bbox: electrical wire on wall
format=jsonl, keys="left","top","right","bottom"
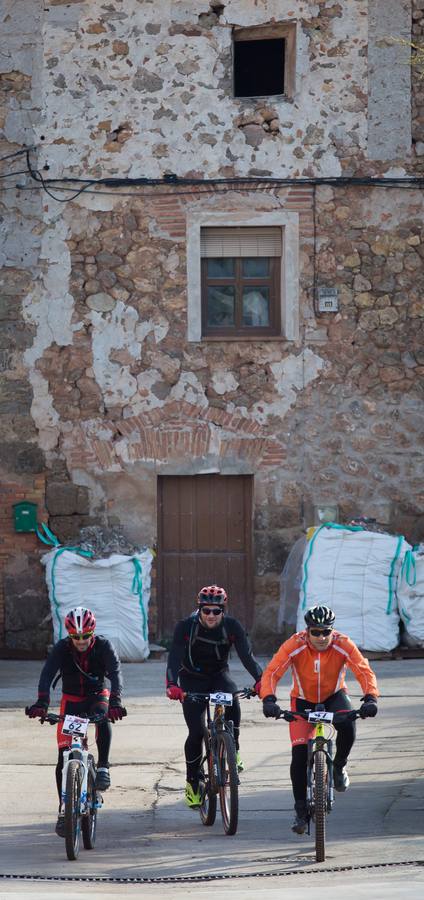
{"left": 1, "top": 145, "right": 424, "bottom": 203}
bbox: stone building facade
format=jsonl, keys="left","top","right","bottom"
{"left": 1, "top": 0, "right": 423, "bottom": 654}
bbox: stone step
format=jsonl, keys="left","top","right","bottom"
{"left": 148, "top": 643, "right": 168, "bottom": 659}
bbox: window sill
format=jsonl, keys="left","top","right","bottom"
{"left": 234, "top": 92, "right": 291, "bottom": 101}
{"left": 199, "top": 335, "right": 288, "bottom": 342}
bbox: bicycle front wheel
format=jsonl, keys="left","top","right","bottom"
{"left": 313, "top": 750, "right": 326, "bottom": 862}
{"left": 199, "top": 727, "right": 217, "bottom": 826}
{"left": 217, "top": 731, "right": 239, "bottom": 835}
{"left": 64, "top": 759, "right": 82, "bottom": 860}
{"left": 82, "top": 760, "right": 97, "bottom": 850}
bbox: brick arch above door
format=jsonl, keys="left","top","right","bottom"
{"left": 62, "top": 400, "right": 286, "bottom": 473}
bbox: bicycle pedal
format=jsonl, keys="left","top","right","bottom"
{"left": 94, "top": 793, "right": 104, "bottom": 808}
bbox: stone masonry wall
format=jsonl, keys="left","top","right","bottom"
{"left": 33, "top": 184, "right": 424, "bottom": 648}
{"left": 1, "top": 1, "right": 423, "bottom": 652}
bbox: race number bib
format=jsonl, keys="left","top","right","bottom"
{"left": 308, "top": 710, "right": 334, "bottom": 723}
{"left": 62, "top": 714, "right": 89, "bottom": 736}
{"left": 210, "top": 692, "right": 233, "bottom": 707}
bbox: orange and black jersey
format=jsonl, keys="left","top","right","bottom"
{"left": 260, "top": 629, "right": 379, "bottom": 704}
{"left": 166, "top": 614, "right": 262, "bottom": 683}
{"left": 38, "top": 635, "right": 123, "bottom": 701}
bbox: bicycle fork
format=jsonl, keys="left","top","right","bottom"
{"left": 306, "top": 731, "right": 334, "bottom": 826}
{"left": 211, "top": 722, "right": 239, "bottom": 789}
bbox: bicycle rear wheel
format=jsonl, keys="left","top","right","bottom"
{"left": 64, "top": 759, "right": 82, "bottom": 860}
{"left": 217, "top": 731, "right": 238, "bottom": 836}
{"left": 199, "top": 727, "right": 217, "bottom": 826}
{"left": 82, "top": 759, "right": 97, "bottom": 850}
{"left": 313, "top": 750, "right": 326, "bottom": 862}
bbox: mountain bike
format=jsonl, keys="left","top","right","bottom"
{"left": 26, "top": 710, "right": 105, "bottom": 860}
{"left": 184, "top": 688, "right": 255, "bottom": 836}
{"left": 279, "top": 705, "right": 360, "bottom": 862}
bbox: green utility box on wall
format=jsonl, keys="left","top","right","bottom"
{"left": 13, "top": 501, "right": 38, "bottom": 533}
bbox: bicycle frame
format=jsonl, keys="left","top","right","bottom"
{"left": 189, "top": 689, "right": 254, "bottom": 789}
{"left": 184, "top": 688, "right": 254, "bottom": 836}
{"left": 278, "top": 705, "right": 360, "bottom": 861}
{"left": 41, "top": 712, "right": 103, "bottom": 820}
{"left": 59, "top": 723, "right": 100, "bottom": 819}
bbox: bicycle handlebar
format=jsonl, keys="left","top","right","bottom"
{"left": 184, "top": 687, "right": 257, "bottom": 703}
{"left": 277, "top": 708, "right": 361, "bottom": 723}
{"left": 25, "top": 709, "right": 108, "bottom": 725}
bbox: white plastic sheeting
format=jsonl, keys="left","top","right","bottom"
{"left": 397, "top": 545, "right": 424, "bottom": 646}
{"left": 296, "top": 524, "right": 410, "bottom": 651}
{"left": 42, "top": 548, "right": 153, "bottom": 661}
{"left": 278, "top": 536, "right": 307, "bottom": 632}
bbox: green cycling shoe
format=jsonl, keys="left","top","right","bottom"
{"left": 236, "top": 751, "right": 245, "bottom": 772}
{"left": 184, "top": 781, "right": 203, "bottom": 809}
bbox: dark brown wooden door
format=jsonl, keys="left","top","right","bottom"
{"left": 157, "top": 474, "right": 253, "bottom": 637}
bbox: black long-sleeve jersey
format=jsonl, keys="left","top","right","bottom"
{"left": 38, "top": 635, "right": 123, "bottom": 700}
{"left": 166, "top": 613, "right": 262, "bottom": 683}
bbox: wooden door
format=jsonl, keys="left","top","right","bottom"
{"left": 157, "top": 474, "right": 253, "bottom": 637}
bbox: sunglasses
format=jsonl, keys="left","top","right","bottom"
{"left": 201, "top": 607, "right": 223, "bottom": 617}
{"left": 70, "top": 632, "right": 94, "bottom": 641}
{"left": 309, "top": 627, "right": 333, "bottom": 637}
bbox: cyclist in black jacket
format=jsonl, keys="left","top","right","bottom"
{"left": 26, "top": 607, "right": 125, "bottom": 837}
{"left": 166, "top": 585, "right": 262, "bottom": 808}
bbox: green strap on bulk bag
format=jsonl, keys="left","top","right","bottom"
{"left": 36, "top": 522, "right": 61, "bottom": 547}
{"left": 36, "top": 524, "right": 92, "bottom": 639}
{"left": 301, "top": 523, "right": 365, "bottom": 609}
{"left": 401, "top": 549, "right": 417, "bottom": 587}
{"left": 301, "top": 523, "right": 405, "bottom": 617}
{"left": 131, "top": 557, "right": 148, "bottom": 642}
{"left": 386, "top": 535, "right": 404, "bottom": 615}
{"left": 49, "top": 545, "right": 93, "bottom": 639}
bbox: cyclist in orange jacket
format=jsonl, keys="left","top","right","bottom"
{"left": 260, "top": 605, "right": 379, "bottom": 834}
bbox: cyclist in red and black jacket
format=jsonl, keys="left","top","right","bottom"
{"left": 26, "top": 607, "right": 125, "bottom": 837}
{"left": 166, "top": 585, "right": 262, "bottom": 809}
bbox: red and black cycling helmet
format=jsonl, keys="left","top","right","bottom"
{"left": 304, "top": 605, "right": 335, "bottom": 628}
{"left": 197, "top": 585, "right": 228, "bottom": 606}
{"left": 65, "top": 606, "right": 96, "bottom": 635}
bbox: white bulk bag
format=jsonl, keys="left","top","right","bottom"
{"left": 397, "top": 546, "right": 424, "bottom": 646}
{"left": 296, "top": 524, "right": 409, "bottom": 651}
{"left": 42, "top": 548, "right": 153, "bottom": 661}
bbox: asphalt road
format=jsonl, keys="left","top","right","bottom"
{"left": 0, "top": 656, "right": 423, "bottom": 898}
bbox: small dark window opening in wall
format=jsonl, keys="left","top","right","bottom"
{"left": 234, "top": 38, "right": 285, "bottom": 98}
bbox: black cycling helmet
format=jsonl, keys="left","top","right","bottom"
{"left": 304, "top": 605, "right": 335, "bottom": 628}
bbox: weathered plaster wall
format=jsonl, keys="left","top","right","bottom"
{"left": 412, "top": 0, "right": 424, "bottom": 161}
{"left": 0, "top": 1, "right": 50, "bottom": 652}
{"left": 368, "top": 0, "right": 412, "bottom": 160}
{"left": 35, "top": 0, "right": 408, "bottom": 180}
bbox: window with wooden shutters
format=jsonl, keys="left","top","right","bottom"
{"left": 201, "top": 226, "right": 282, "bottom": 337}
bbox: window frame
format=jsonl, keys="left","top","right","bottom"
{"left": 201, "top": 255, "right": 281, "bottom": 337}
{"left": 232, "top": 22, "right": 296, "bottom": 99}
{"left": 186, "top": 210, "right": 300, "bottom": 343}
